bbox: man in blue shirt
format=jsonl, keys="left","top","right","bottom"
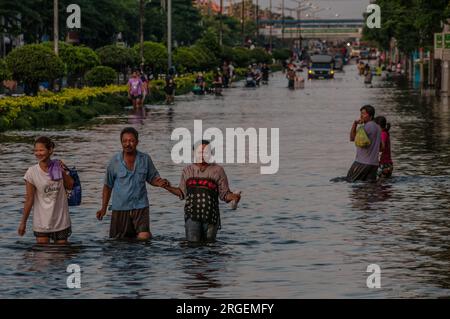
{"left": 96, "top": 127, "right": 168, "bottom": 240}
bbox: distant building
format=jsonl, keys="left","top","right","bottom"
{"left": 193, "top": 0, "right": 221, "bottom": 15}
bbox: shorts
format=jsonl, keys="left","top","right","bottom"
{"left": 110, "top": 207, "right": 150, "bottom": 239}
{"left": 378, "top": 163, "right": 394, "bottom": 178}
{"left": 130, "top": 94, "right": 143, "bottom": 100}
{"left": 185, "top": 218, "right": 218, "bottom": 243}
{"left": 346, "top": 161, "right": 378, "bottom": 182}
{"left": 34, "top": 226, "right": 72, "bottom": 241}
{"left": 288, "top": 79, "right": 295, "bottom": 88}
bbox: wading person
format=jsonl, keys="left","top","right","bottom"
{"left": 128, "top": 70, "right": 145, "bottom": 111}
{"left": 164, "top": 140, "right": 241, "bottom": 243}
{"left": 164, "top": 76, "right": 176, "bottom": 105}
{"left": 287, "top": 67, "right": 296, "bottom": 90}
{"left": 374, "top": 116, "right": 394, "bottom": 178}
{"left": 18, "top": 137, "right": 74, "bottom": 244}
{"left": 347, "top": 105, "right": 381, "bottom": 182}
{"left": 96, "top": 127, "right": 169, "bottom": 240}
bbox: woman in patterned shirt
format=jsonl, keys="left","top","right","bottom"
{"left": 165, "top": 140, "right": 241, "bottom": 242}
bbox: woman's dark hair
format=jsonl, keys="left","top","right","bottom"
{"left": 120, "top": 127, "right": 139, "bottom": 141}
{"left": 374, "top": 116, "right": 391, "bottom": 132}
{"left": 34, "top": 136, "right": 55, "bottom": 150}
{"left": 193, "top": 139, "right": 210, "bottom": 150}
{"left": 360, "top": 104, "right": 375, "bottom": 120}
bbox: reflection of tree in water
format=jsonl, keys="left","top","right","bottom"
{"left": 375, "top": 80, "right": 450, "bottom": 294}
{"left": 388, "top": 81, "right": 450, "bottom": 176}
{"left": 401, "top": 184, "right": 450, "bottom": 293}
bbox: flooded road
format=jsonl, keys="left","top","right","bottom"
{"left": 0, "top": 63, "right": 449, "bottom": 298}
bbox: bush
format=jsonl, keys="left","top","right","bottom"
{"left": 85, "top": 66, "right": 117, "bottom": 87}
{"left": 5, "top": 44, "right": 65, "bottom": 95}
{"left": 174, "top": 47, "right": 199, "bottom": 73}
{"left": 191, "top": 45, "right": 217, "bottom": 70}
{"left": 231, "top": 47, "right": 251, "bottom": 67}
{"left": 0, "top": 58, "right": 11, "bottom": 82}
{"left": 42, "top": 42, "right": 99, "bottom": 80}
{"left": 249, "top": 47, "right": 272, "bottom": 64}
{"left": 272, "top": 48, "right": 292, "bottom": 62}
{"left": 96, "top": 45, "right": 138, "bottom": 74}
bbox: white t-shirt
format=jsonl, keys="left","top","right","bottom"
{"left": 24, "top": 164, "right": 71, "bottom": 232}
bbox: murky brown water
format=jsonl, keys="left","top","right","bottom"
{"left": 1, "top": 63, "right": 449, "bottom": 298}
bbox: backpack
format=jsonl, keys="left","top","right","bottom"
{"left": 64, "top": 165, "right": 82, "bottom": 206}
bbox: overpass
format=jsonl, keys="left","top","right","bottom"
{"left": 258, "top": 19, "right": 364, "bottom": 41}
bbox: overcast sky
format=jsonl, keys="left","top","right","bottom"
{"left": 235, "top": 0, "right": 372, "bottom": 19}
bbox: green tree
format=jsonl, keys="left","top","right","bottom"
{"left": 0, "top": 59, "right": 11, "bottom": 82}
{"left": 85, "top": 66, "right": 117, "bottom": 87}
{"left": 5, "top": 44, "right": 65, "bottom": 95}
{"left": 96, "top": 45, "right": 138, "bottom": 82}
{"left": 42, "top": 42, "right": 100, "bottom": 86}
{"left": 134, "top": 41, "right": 168, "bottom": 73}
{"left": 363, "top": 0, "right": 450, "bottom": 54}
{"left": 173, "top": 47, "right": 198, "bottom": 73}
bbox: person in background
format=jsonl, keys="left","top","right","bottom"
{"left": 374, "top": 116, "right": 394, "bottom": 178}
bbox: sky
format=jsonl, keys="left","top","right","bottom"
{"left": 231, "top": 0, "right": 372, "bottom": 19}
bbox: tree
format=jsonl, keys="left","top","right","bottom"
{"left": 133, "top": 41, "right": 168, "bottom": 73}
{"left": 5, "top": 44, "right": 65, "bottom": 95}
{"left": 42, "top": 42, "right": 100, "bottom": 86}
{"left": 96, "top": 45, "right": 138, "bottom": 82}
{"left": 0, "top": 59, "right": 11, "bottom": 82}
{"left": 363, "top": 0, "right": 450, "bottom": 54}
{"left": 173, "top": 47, "right": 198, "bottom": 73}
{"left": 249, "top": 47, "right": 272, "bottom": 64}
{"left": 85, "top": 66, "right": 117, "bottom": 87}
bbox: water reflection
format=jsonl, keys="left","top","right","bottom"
{"left": 349, "top": 182, "right": 394, "bottom": 212}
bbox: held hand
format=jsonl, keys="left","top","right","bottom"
{"left": 18, "top": 221, "right": 26, "bottom": 236}
{"left": 59, "top": 160, "right": 68, "bottom": 171}
{"left": 230, "top": 192, "right": 241, "bottom": 204}
{"left": 96, "top": 208, "right": 107, "bottom": 221}
{"left": 153, "top": 177, "right": 169, "bottom": 188}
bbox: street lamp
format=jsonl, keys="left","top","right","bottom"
{"left": 168, "top": 0, "right": 172, "bottom": 69}
{"left": 54, "top": 0, "right": 58, "bottom": 55}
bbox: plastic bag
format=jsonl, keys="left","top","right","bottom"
{"left": 64, "top": 166, "right": 82, "bottom": 206}
{"left": 355, "top": 125, "right": 371, "bottom": 148}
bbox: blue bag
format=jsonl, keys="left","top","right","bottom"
{"left": 66, "top": 166, "right": 82, "bottom": 206}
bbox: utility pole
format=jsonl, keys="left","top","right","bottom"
{"left": 219, "top": 0, "right": 223, "bottom": 46}
{"left": 269, "top": 0, "right": 272, "bottom": 52}
{"left": 255, "top": 0, "right": 259, "bottom": 40}
{"left": 168, "top": 0, "right": 172, "bottom": 69}
{"left": 281, "top": 0, "right": 285, "bottom": 42}
{"left": 139, "top": 0, "right": 145, "bottom": 67}
{"left": 53, "top": 0, "right": 59, "bottom": 55}
{"left": 241, "top": 0, "right": 245, "bottom": 46}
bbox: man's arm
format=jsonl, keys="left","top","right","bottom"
{"left": 163, "top": 185, "right": 184, "bottom": 199}
{"left": 350, "top": 120, "right": 359, "bottom": 142}
{"left": 150, "top": 176, "right": 169, "bottom": 188}
{"left": 96, "top": 185, "right": 112, "bottom": 220}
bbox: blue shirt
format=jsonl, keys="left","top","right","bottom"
{"left": 104, "top": 151, "right": 160, "bottom": 211}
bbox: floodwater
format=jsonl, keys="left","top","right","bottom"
{"left": 0, "top": 63, "right": 449, "bottom": 298}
